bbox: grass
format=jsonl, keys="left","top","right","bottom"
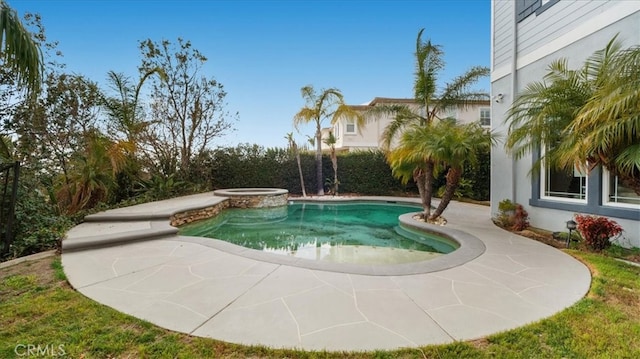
{"left": 1, "top": 252, "right": 639, "bottom": 358}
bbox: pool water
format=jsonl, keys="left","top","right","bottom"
{"left": 179, "top": 202, "right": 458, "bottom": 264}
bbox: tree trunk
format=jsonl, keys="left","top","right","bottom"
{"left": 315, "top": 130, "right": 324, "bottom": 196}
{"left": 296, "top": 153, "right": 306, "bottom": 197}
{"left": 604, "top": 162, "right": 640, "bottom": 196}
{"left": 415, "top": 161, "right": 435, "bottom": 218}
{"left": 430, "top": 166, "right": 462, "bottom": 220}
{"left": 331, "top": 149, "right": 338, "bottom": 195}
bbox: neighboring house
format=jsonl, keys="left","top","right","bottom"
{"left": 490, "top": 0, "right": 640, "bottom": 247}
{"left": 321, "top": 97, "right": 491, "bottom": 152}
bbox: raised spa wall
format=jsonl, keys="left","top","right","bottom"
{"left": 170, "top": 188, "right": 288, "bottom": 227}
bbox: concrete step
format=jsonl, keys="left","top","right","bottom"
{"left": 62, "top": 221, "right": 178, "bottom": 251}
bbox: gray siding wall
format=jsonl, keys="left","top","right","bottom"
{"left": 517, "top": 0, "right": 611, "bottom": 56}
{"left": 493, "top": 0, "right": 514, "bottom": 69}
{"left": 491, "top": 0, "right": 640, "bottom": 247}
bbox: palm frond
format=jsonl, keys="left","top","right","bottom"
{"left": 438, "top": 66, "right": 490, "bottom": 109}
{"left": 0, "top": 1, "right": 43, "bottom": 95}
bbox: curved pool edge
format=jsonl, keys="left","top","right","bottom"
{"left": 176, "top": 206, "right": 485, "bottom": 276}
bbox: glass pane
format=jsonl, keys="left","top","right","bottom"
{"left": 545, "top": 167, "right": 586, "bottom": 200}
{"left": 608, "top": 174, "right": 640, "bottom": 205}
{"left": 346, "top": 123, "right": 355, "bottom": 133}
{"left": 480, "top": 108, "right": 490, "bottom": 126}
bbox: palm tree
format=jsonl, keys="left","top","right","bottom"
{"left": 378, "top": 28, "right": 489, "bottom": 218}
{"left": 285, "top": 132, "right": 306, "bottom": 197}
{"left": 386, "top": 124, "right": 440, "bottom": 218}
{"left": 0, "top": 1, "right": 43, "bottom": 95}
{"left": 293, "top": 85, "right": 363, "bottom": 195}
{"left": 429, "top": 122, "right": 495, "bottom": 219}
{"left": 505, "top": 58, "right": 594, "bottom": 173}
{"left": 102, "top": 68, "right": 165, "bottom": 201}
{"left": 561, "top": 41, "right": 640, "bottom": 193}
{"left": 323, "top": 130, "right": 339, "bottom": 195}
{"left": 55, "top": 131, "right": 133, "bottom": 213}
{"left": 505, "top": 36, "right": 640, "bottom": 194}
{"left": 103, "top": 68, "right": 166, "bottom": 147}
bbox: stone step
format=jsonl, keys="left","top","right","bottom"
{"left": 83, "top": 193, "right": 228, "bottom": 222}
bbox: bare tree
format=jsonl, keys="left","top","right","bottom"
{"left": 139, "top": 38, "right": 236, "bottom": 176}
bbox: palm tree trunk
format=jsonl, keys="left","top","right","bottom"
{"left": 331, "top": 149, "right": 338, "bottom": 195}
{"left": 415, "top": 161, "right": 435, "bottom": 218}
{"left": 430, "top": 167, "right": 462, "bottom": 220}
{"left": 315, "top": 130, "right": 324, "bottom": 196}
{"left": 296, "top": 153, "right": 306, "bottom": 197}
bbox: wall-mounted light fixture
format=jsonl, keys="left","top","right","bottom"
{"left": 493, "top": 93, "right": 504, "bottom": 103}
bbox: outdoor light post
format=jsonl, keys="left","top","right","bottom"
{"left": 566, "top": 220, "right": 577, "bottom": 248}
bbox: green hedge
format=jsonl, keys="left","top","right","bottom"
{"left": 203, "top": 144, "right": 490, "bottom": 200}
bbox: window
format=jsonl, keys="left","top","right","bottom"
{"left": 543, "top": 166, "right": 587, "bottom": 202}
{"left": 334, "top": 123, "right": 340, "bottom": 139}
{"left": 345, "top": 119, "right": 356, "bottom": 134}
{"left": 480, "top": 108, "right": 491, "bottom": 127}
{"left": 516, "top": 0, "right": 539, "bottom": 22}
{"left": 541, "top": 156, "right": 587, "bottom": 203}
{"left": 603, "top": 170, "right": 640, "bottom": 208}
{"left": 516, "top": 0, "right": 559, "bottom": 22}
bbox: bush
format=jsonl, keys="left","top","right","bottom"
{"left": 574, "top": 214, "right": 623, "bottom": 251}
{"left": 512, "top": 204, "right": 529, "bottom": 231}
{"left": 5, "top": 173, "right": 72, "bottom": 260}
{"left": 494, "top": 199, "right": 529, "bottom": 231}
{"left": 205, "top": 145, "right": 417, "bottom": 196}
{"left": 494, "top": 199, "right": 516, "bottom": 227}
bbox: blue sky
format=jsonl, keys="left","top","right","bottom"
{"left": 12, "top": 0, "right": 491, "bottom": 148}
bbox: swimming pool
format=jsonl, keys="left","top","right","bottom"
{"left": 179, "top": 202, "right": 458, "bottom": 265}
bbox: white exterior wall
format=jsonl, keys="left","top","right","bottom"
{"left": 491, "top": 0, "right": 640, "bottom": 247}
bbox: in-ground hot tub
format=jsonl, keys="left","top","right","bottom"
{"left": 212, "top": 188, "right": 288, "bottom": 208}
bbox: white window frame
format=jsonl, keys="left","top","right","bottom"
{"left": 480, "top": 107, "right": 491, "bottom": 127}
{"left": 602, "top": 169, "right": 640, "bottom": 209}
{"left": 334, "top": 123, "right": 340, "bottom": 139}
{"left": 540, "top": 147, "right": 588, "bottom": 204}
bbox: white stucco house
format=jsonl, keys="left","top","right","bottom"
{"left": 490, "top": 0, "right": 640, "bottom": 247}
{"left": 321, "top": 97, "right": 491, "bottom": 152}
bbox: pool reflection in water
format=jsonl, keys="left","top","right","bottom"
{"left": 179, "top": 202, "right": 458, "bottom": 265}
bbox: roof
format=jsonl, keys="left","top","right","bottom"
{"left": 366, "top": 97, "right": 490, "bottom": 106}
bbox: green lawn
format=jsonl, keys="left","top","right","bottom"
{"left": 1, "top": 251, "right": 639, "bottom": 358}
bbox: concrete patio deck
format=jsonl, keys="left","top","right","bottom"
{"left": 61, "top": 192, "right": 591, "bottom": 351}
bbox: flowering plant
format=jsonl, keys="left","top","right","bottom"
{"left": 574, "top": 214, "right": 623, "bottom": 251}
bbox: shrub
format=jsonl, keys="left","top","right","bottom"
{"left": 512, "top": 204, "right": 529, "bottom": 231}
{"left": 494, "top": 199, "right": 516, "bottom": 227}
{"left": 5, "top": 173, "right": 72, "bottom": 260}
{"left": 574, "top": 214, "right": 623, "bottom": 251}
{"left": 494, "top": 199, "right": 529, "bottom": 231}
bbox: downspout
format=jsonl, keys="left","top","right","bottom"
{"left": 511, "top": 1, "right": 519, "bottom": 203}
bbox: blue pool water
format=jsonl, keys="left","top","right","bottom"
{"left": 179, "top": 202, "right": 457, "bottom": 263}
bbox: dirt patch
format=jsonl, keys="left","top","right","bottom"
{"left": 0, "top": 256, "right": 63, "bottom": 301}
{"left": 516, "top": 229, "right": 567, "bottom": 249}
{"left": 0, "top": 256, "right": 57, "bottom": 283}
{"left": 469, "top": 338, "right": 490, "bottom": 350}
